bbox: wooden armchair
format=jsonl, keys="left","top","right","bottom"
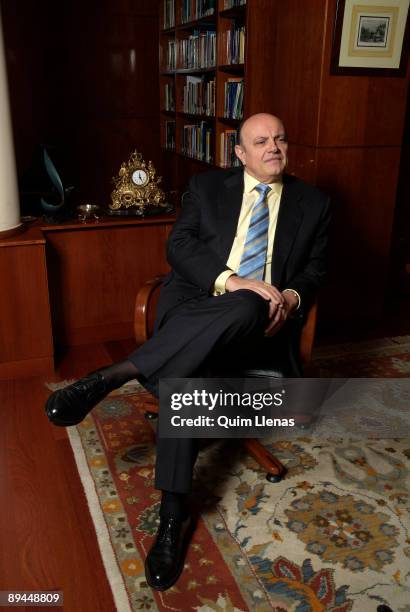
{"left": 134, "top": 276, "right": 317, "bottom": 483}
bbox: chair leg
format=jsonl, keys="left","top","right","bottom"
{"left": 244, "top": 439, "right": 286, "bottom": 483}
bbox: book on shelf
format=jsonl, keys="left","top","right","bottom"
{"left": 166, "top": 40, "right": 177, "bottom": 71}
{"left": 221, "top": 25, "right": 245, "bottom": 64}
{"left": 182, "top": 121, "right": 213, "bottom": 163}
{"left": 220, "top": 129, "right": 241, "bottom": 168}
{"left": 165, "top": 120, "right": 176, "bottom": 150}
{"left": 163, "top": 0, "right": 175, "bottom": 28}
{"left": 181, "top": 0, "right": 216, "bottom": 23}
{"left": 223, "top": 0, "right": 246, "bottom": 8}
{"left": 164, "top": 82, "right": 175, "bottom": 111}
{"left": 178, "top": 30, "right": 216, "bottom": 69}
{"left": 183, "top": 75, "right": 215, "bottom": 116}
{"left": 224, "top": 78, "right": 244, "bottom": 119}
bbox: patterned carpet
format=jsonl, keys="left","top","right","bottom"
{"left": 49, "top": 335, "right": 410, "bottom": 612}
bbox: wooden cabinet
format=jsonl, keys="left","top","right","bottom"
{"left": 44, "top": 217, "right": 173, "bottom": 346}
{"left": 0, "top": 228, "right": 54, "bottom": 379}
{"left": 0, "top": 216, "right": 173, "bottom": 379}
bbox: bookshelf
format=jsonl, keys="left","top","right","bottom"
{"left": 159, "top": 0, "right": 276, "bottom": 181}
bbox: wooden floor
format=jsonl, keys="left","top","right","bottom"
{"left": 0, "top": 339, "right": 135, "bottom": 612}
{"left": 1, "top": 296, "right": 409, "bottom": 612}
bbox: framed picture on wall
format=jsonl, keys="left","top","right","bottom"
{"left": 331, "top": 0, "right": 410, "bottom": 75}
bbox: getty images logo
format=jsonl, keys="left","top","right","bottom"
{"left": 170, "top": 389, "right": 285, "bottom": 411}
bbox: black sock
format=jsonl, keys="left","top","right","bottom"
{"left": 99, "top": 359, "right": 139, "bottom": 390}
{"left": 160, "top": 490, "right": 188, "bottom": 521}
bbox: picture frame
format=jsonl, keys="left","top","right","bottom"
{"left": 331, "top": 0, "right": 410, "bottom": 76}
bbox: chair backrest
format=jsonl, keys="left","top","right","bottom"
{"left": 134, "top": 277, "right": 318, "bottom": 370}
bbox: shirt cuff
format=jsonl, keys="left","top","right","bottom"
{"left": 283, "top": 288, "right": 301, "bottom": 310}
{"left": 213, "top": 270, "right": 236, "bottom": 296}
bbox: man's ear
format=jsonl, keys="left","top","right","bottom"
{"left": 235, "top": 144, "right": 245, "bottom": 165}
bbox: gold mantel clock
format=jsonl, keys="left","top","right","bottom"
{"left": 109, "top": 151, "right": 168, "bottom": 215}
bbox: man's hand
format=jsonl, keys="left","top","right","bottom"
{"left": 264, "top": 289, "right": 299, "bottom": 337}
{"left": 225, "top": 275, "right": 284, "bottom": 318}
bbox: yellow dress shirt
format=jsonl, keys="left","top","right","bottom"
{"left": 214, "top": 170, "right": 282, "bottom": 291}
{"left": 213, "top": 171, "right": 300, "bottom": 308}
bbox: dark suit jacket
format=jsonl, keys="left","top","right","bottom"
{"left": 156, "top": 167, "right": 331, "bottom": 336}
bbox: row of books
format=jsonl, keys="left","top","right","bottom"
{"left": 163, "top": 0, "right": 175, "bottom": 29}
{"left": 183, "top": 76, "right": 215, "bottom": 116}
{"left": 178, "top": 30, "right": 216, "bottom": 69}
{"left": 164, "top": 122, "right": 241, "bottom": 168}
{"left": 163, "top": 0, "right": 244, "bottom": 30}
{"left": 181, "top": 0, "right": 216, "bottom": 23}
{"left": 220, "top": 129, "right": 241, "bottom": 168}
{"left": 182, "top": 122, "right": 213, "bottom": 163}
{"left": 164, "top": 82, "right": 175, "bottom": 111}
{"left": 164, "top": 77, "right": 242, "bottom": 117}
{"left": 224, "top": 0, "right": 246, "bottom": 7}
{"left": 165, "top": 121, "right": 176, "bottom": 150}
{"left": 165, "top": 28, "right": 244, "bottom": 71}
{"left": 222, "top": 25, "right": 245, "bottom": 64}
{"left": 224, "top": 78, "right": 243, "bottom": 119}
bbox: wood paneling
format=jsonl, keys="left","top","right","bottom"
{"left": 1, "top": 0, "right": 67, "bottom": 174}
{"left": 244, "top": 0, "right": 278, "bottom": 117}
{"left": 246, "top": 0, "right": 409, "bottom": 149}
{"left": 0, "top": 231, "right": 54, "bottom": 380}
{"left": 286, "top": 144, "right": 318, "bottom": 184}
{"left": 317, "top": 148, "right": 401, "bottom": 259}
{"left": 45, "top": 218, "right": 173, "bottom": 346}
{"left": 246, "top": 0, "right": 326, "bottom": 145}
{"left": 319, "top": 0, "right": 410, "bottom": 147}
{"left": 390, "top": 82, "right": 410, "bottom": 289}
{"left": 2, "top": 0, "right": 161, "bottom": 209}
{"left": 319, "top": 75, "right": 409, "bottom": 147}
{"left": 316, "top": 146, "right": 402, "bottom": 319}
{"left": 313, "top": 0, "right": 410, "bottom": 320}
{"left": 60, "top": 2, "right": 161, "bottom": 204}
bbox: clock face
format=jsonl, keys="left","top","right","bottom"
{"left": 132, "top": 169, "right": 148, "bottom": 186}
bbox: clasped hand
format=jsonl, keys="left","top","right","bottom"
{"left": 224, "top": 276, "right": 297, "bottom": 337}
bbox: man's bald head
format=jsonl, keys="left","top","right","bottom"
{"left": 238, "top": 113, "right": 286, "bottom": 146}
{"left": 235, "top": 113, "right": 288, "bottom": 183}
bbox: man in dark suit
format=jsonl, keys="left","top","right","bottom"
{"left": 46, "top": 113, "right": 331, "bottom": 590}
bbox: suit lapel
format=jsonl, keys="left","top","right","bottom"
{"left": 217, "top": 169, "right": 244, "bottom": 261}
{"left": 271, "top": 175, "right": 304, "bottom": 286}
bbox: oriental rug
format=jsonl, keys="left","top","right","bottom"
{"left": 47, "top": 335, "right": 410, "bottom": 612}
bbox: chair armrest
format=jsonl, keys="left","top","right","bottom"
{"left": 135, "top": 280, "right": 318, "bottom": 370}
{"left": 134, "top": 276, "right": 165, "bottom": 345}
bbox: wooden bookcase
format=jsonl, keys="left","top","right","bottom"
{"left": 159, "top": 0, "right": 276, "bottom": 187}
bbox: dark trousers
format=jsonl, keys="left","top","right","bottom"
{"left": 127, "top": 290, "right": 271, "bottom": 493}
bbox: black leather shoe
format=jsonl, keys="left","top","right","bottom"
{"left": 45, "top": 371, "right": 109, "bottom": 427}
{"left": 145, "top": 515, "right": 194, "bottom": 591}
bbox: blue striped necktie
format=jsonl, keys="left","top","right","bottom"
{"left": 238, "top": 183, "right": 271, "bottom": 280}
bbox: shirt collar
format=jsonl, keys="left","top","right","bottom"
{"left": 244, "top": 170, "right": 283, "bottom": 196}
